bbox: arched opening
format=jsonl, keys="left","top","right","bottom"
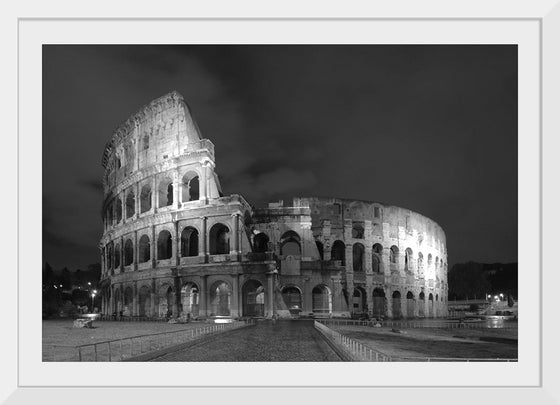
{"left": 209, "top": 223, "right": 230, "bottom": 255}
{"left": 352, "top": 222, "right": 364, "bottom": 239}
{"left": 312, "top": 285, "right": 332, "bottom": 314}
{"left": 158, "top": 177, "right": 173, "bottom": 208}
{"left": 253, "top": 232, "right": 269, "bottom": 253}
{"left": 435, "top": 294, "right": 439, "bottom": 317}
{"left": 428, "top": 254, "right": 433, "bottom": 277}
{"left": 123, "top": 287, "right": 133, "bottom": 316}
{"left": 116, "top": 198, "right": 123, "bottom": 223}
{"left": 180, "top": 227, "right": 199, "bottom": 257}
{"left": 140, "top": 184, "right": 152, "bottom": 213}
{"left": 107, "top": 202, "right": 114, "bottom": 225}
{"left": 158, "top": 285, "right": 174, "bottom": 318}
{"left": 392, "top": 291, "right": 402, "bottom": 319}
{"left": 124, "top": 239, "right": 133, "bottom": 266}
{"left": 372, "top": 243, "right": 383, "bottom": 273}
{"left": 242, "top": 280, "right": 265, "bottom": 317}
{"left": 372, "top": 288, "right": 386, "bottom": 319}
{"left": 210, "top": 281, "right": 231, "bottom": 317}
{"left": 180, "top": 282, "right": 199, "bottom": 318}
{"left": 106, "top": 243, "right": 113, "bottom": 271}
{"left": 353, "top": 287, "right": 367, "bottom": 314}
{"left": 331, "top": 240, "right": 346, "bottom": 266}
{"left": 417, "top": 253, "right": 424, "bottom": 277}
{"left": 114, "top": 244, "right": 121, "bottom": 268}
{"left": 428, "top": 293, "right": 434, "bottom": 317}
{"left": 419, "top": 292, "right": 426, "bottom": 317}
{"left": 157, "top": 230, "right": 172, "bottom": 260}
{"left": 390, "top": 246, "right": 399, "bottom": 273}
{"left": 406, "top": 291, "right": 415, "bottom": 318}
{"left": 138, "top": 235, "right": 150, "bottom": 263}
{"left": 182, "top": 174, "right": 200, "bottom": 202}
{"left": 143, "top": 135, "right": 149, "bottom": 150}
{"left": 281, "top": 286, "right": 302, "bottom": 314}
{"left": 126, "top": 191, "right": 135, "bottom": 219}
{"left": 138, "top": 286, "right": 151, "bottom": 317}
{"left": 113, "top": 288, "right": 121, "bottom": 313}
{"left": 352, "top": 243, "right": 365, "bottom": 272}
{"left": 405, "top": 248, "right": 414, "bottom": 274}
{"left": 315, "top": 241, "right": 324, "bottom": 260}
{"left": 280, "top": 231, "right": 301, "bottom": 256}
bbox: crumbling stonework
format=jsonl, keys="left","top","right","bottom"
{"left": 98, "top": 91, "right": 448, "bottom": 320}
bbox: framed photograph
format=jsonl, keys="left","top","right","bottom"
{"left": 5, "top": 1, "right": 560, "bottom": 403}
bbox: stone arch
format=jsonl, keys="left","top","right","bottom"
{"left": 126, "top": 190, "right": 135, "bottom": 218}
{"left": 157, "top": 230, "right": 172, "bottom": 260}
{"left": 242, "top": 279, "right": 265, "bottom": 317}
{"left": 180, "top": 227, "right": 199, "bottom": 257}
{"left": 253, "top": 232, "right": 269, "bottom": 253}
{"left": 312, "top": 284, "right": 332, "bottom": 314}
{"left": 280, "top": 230, "right": 301, "bottom": 256}
{"left": 181, "top": 171, "right": 200, "bottom": 202}
{"left": 406, "top": 291, "right": 415, "bottom": 318}
{"left": 138, "top": 235, "right": 150, "bottom": 263}
{"left": 417, "top": 252, "right": 424, "bottom": 277}
{"left": 123, "top": 286, "right": 133, "bottom": 316}
{"left": 281, "top": 285, "right": 302, "bottom": 313}
{"left": 390, "top": 245, "right": 399, "bottom": 274}
{"left": 158, "top": 176, "right": 174, "bottom": 208}
{"left": 405, "top": 248, "right": 414, "bottom": 274}
{"left": 209, "top": 223, "right": 230, "bottom": 255}
{"left": 372, "top": 288, "right": 386, "bottom": 319}
{"left": 113, "top": 287, "right": 121, "bottom": 313}
{"left": 138, "top": 285, "right": 151, "bottom": 317}
{"left": 114, "top": 243, "right": 121, "bottom": 268}
{"left": 353, "top": 286, "right": 367, "bottom": 314}
{"left": 352, "top": 243, "right": 365, "bottom": 272}
{"left": 209, "top": 280, "right": 232, "bottom": 317}
{"left": 116, "top": 198, "right": 123, "bottom": 223}
{"left": 158, "top": 284, "right": 174, "bottom": 317}
{"left": 372, "top": 243, "right": 383, "bottom": 273}
{"left": 180, "top": 282, "right": 199, "bottom": 318}
{"left": 331, "top": 240, "right": 346, "bottom": 266}
{"left": 392, "top": 290, "right": 402, "bottom": 319}
{"left": 419, "top": 291, "right": 426, "bottom": 317}
{"left": 140, "top": 184, "right": 152, "bottom": 213}
{"left": 428, "top": 254, "right": 433, "bottom": 277}
{"left": 124, "top": 239, "right": 134, "bottom": 266}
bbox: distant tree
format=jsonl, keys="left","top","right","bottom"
{"left": 60, "top": 267, "right": 73, "bottom": 289}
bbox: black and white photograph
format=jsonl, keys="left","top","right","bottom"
{"left": 41, "top": 44, "right": 519, "bottom": 363}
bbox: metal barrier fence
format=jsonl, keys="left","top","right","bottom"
{"left": 45, "top": 320, "right": 252, "bottom": 362}
{"left": 318, "top": 319, "right": 518, "bottom": 329}
{"left": 314, "top": 320, "right": 517, "bottom": 362}
{"left": 314, "top": 320, "right": 392, "bottom": 362}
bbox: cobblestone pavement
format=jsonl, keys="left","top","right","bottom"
{"left": 150, "top": 320, "right": 342, "bottom": 362}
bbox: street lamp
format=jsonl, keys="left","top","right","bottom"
{"left": 91, "top": 290, "right": 97, "bottom": 313}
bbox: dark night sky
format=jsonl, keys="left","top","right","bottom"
{"left": 42, "top": 45, "right": 518, "bottom": 272}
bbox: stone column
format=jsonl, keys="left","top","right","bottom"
{"left": 386, "top": 291, "right": 393, "bottom": 318}
{"left": 132, "top": 281, "right": 138, "bottom": 316}
{"left": 200, "top": 216, "right": 208, "bottom": 260}
{"left": 133, "top": 230, "right": 138, "bottom": 271}
{"left": 172, "top": 222, "right": 179, "bottom": 266}
{"left": 303, "top": 278, "right": 311, "bottom": 314}
{"left": 135, "top": 181, "right": 140, "bottom": 218}
{"left": 231, "top": 213, "right": 239, "bottom": 255}
{"left": 120, "top": 236, "right": 124, "bottom": 272}
{"left": 150, "top": 278, "right": 156, "bottom": 317}
{"left": 120, "top": 190, "right": 126, "bottom": 224}
{"left": 152, "top": 176, "right": 157, "bottom": 212}
{"left": 120, "top": 284, "right": 124, "bottom": 314}
{"left": 401, "top": 294, "right": 408, "bottom": 319}
{"left": 267, "top": 272, "right": 274, "bottom": 318}
{"left": 199, "top": 275, "right": 208, "bottom": 318}
{"left": 231, "top": 274, "right": 240, "bottom": 318}
{"left": 173, "top": 276, "right": 180, "bottom": 317}
{"left": 151, "top": 225, "right": 156, "bottom": 268}
{"left": 200, "top": 162, "right": 208, "bottom": 202}
{"left": 173, "top": 171, "right": 180, "bottom": 210}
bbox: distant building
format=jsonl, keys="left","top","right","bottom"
{"left": 98, "top": 91, "right": 448, "bottom": 319}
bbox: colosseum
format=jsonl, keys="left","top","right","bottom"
{"left": 98, "top": 91, "right": 448, "bottom": 320}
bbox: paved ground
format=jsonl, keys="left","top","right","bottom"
{"left": 150, "top": 320, "right": 342, "bottom": 362}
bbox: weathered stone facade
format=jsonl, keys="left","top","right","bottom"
{"left": 98, "top": 91, "right": 448, "bottom": 320}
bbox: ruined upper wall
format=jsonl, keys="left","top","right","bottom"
{"left": 101, "top": 91, "right": 212, "bottom": 191}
